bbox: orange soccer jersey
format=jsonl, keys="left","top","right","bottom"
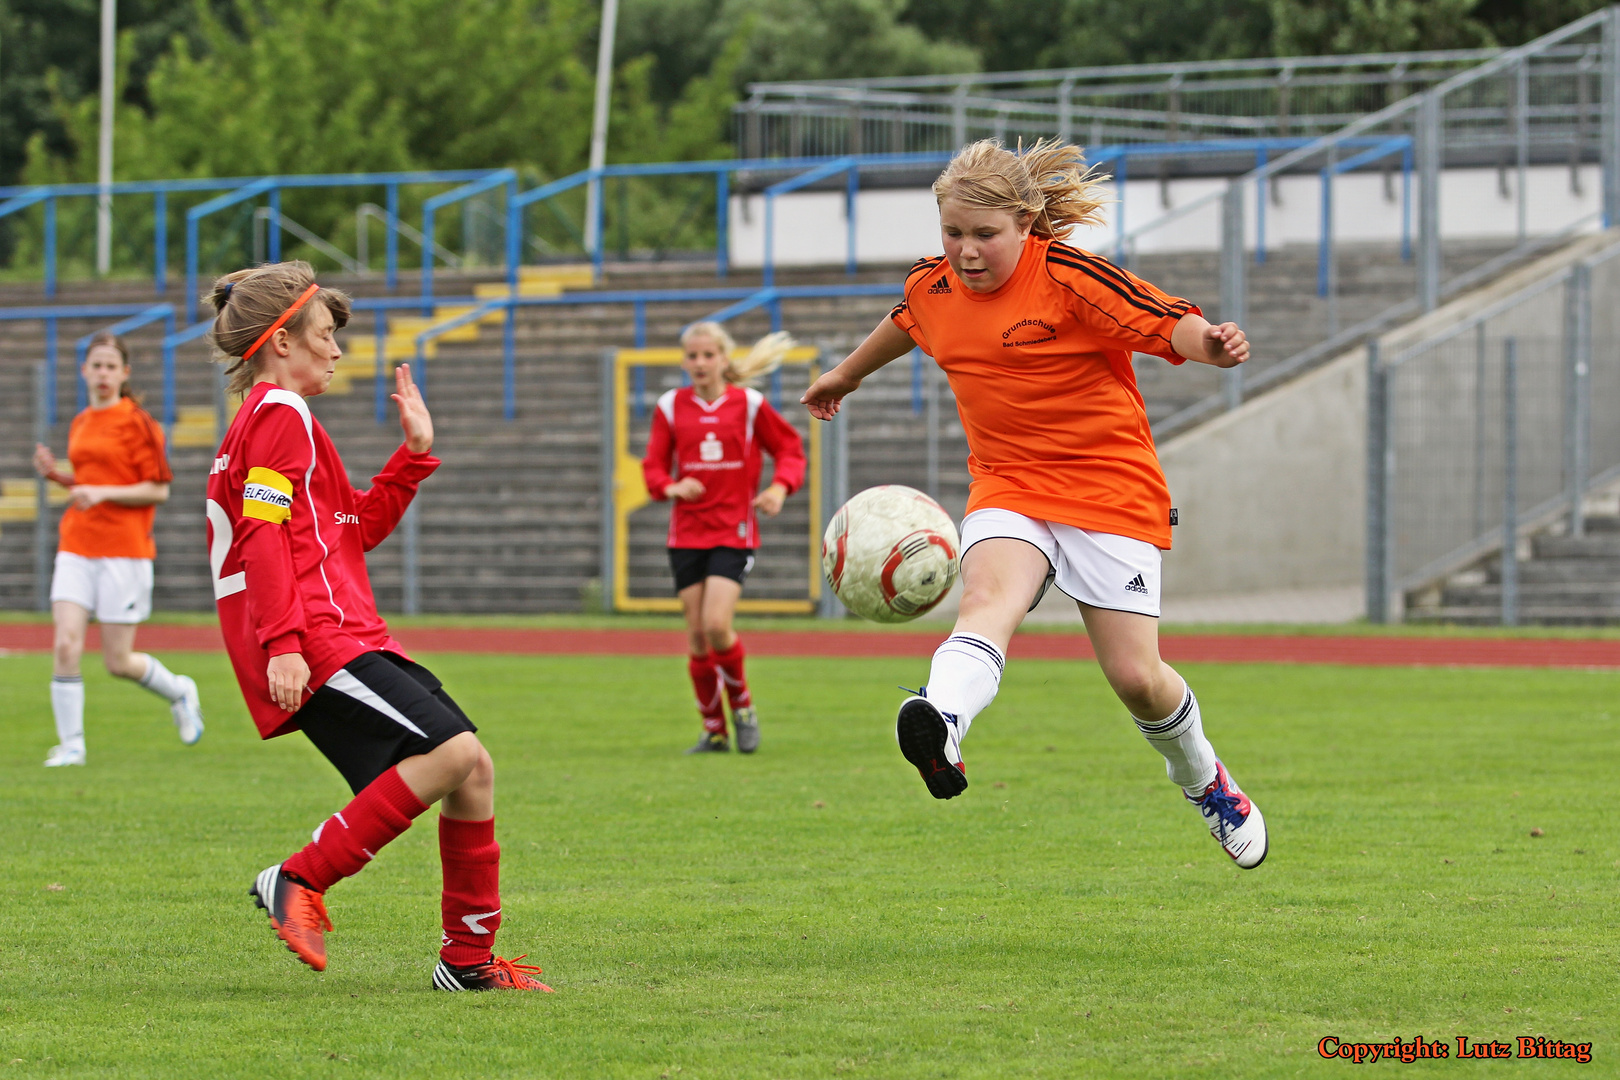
{"left": 889, "top": 235, "right": 1197, "bottom": 549}
{"left": 57, "top": 396, "right": 172, "bottom": 560}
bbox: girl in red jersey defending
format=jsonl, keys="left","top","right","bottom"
{"left": 205, "top": 261, "right": 549, "bottom": 990}
{"left": 642, "top": 323, "right": 806, "bottom": 754}
{"left": 803, "top": 140, "right": 1268, "bottom": 869}
{"left": 32, "top": 333, "right": 204, "bottom": 766}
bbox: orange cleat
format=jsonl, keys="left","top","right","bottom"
{"left": 250, "top": 864, "right": 333, "bottom": 972}
{"left": 432, "top": 954, "right": 554, "bottom": 992}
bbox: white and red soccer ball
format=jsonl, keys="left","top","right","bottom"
{"left": 822, "top": 485, "right": 960, "bottom": 623}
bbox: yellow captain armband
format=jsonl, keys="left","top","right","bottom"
{"left": 242, "top": 466, "right": 294, "bottom": 524}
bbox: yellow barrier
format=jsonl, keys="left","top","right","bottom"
{"left": 610, "top": 346, "right": 822, "bottom": 614}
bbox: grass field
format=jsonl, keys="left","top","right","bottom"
{"left": 1, "top": 648, "right": 1615, "bottom": 1078}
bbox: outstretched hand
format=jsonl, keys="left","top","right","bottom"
{"left": 800, "top": 367, "right": 863, "bottom": 421}
{"left": 1200, "top": 322, "right": 1249, "bottom": 368}
{"left": 393, "top": 363, "right": 434, "bottom": 453}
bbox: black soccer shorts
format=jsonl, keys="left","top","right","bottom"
{"left": 296, "top": 651, "right": 477, "bottom": 795}
{"left": 668, "top": 546, "right": 756, "bottom": 593}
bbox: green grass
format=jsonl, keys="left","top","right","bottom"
{"left": 0, "top": 651, "right": 1615, "bottom": 1078}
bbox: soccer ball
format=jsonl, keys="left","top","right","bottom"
{"left": 822, "top": 485, "right": 960, "bottom": 623}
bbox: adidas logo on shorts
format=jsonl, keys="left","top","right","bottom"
{"left": 1124, "top": 574, "right": 1149, "bottom": 595}
{"left": 927, "top": 275, "right": 952, "bottom": 294}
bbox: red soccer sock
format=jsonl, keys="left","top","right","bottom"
{"left": 712, "top": 638, "right": 751, "bottom": 711}
{"left": 688, "top": 653, "right": 727, "bottom": 735}
{"left": 439, "top": 815, "right": 502, "bottom": 967}
{"left": 283, "top": 766, "right": 428, "bottom": 893}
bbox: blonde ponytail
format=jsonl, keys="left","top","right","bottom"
{"left": 932, "top": 138, "right": 1108, "bottom": 240}
{"left": 680, "top": 322, "right": 796, "bottom": 386}
{"left": 725, "top": 331, "right": 794, "bottom": 385}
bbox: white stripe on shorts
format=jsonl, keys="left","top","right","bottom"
{"left": 324, "top": 668, "right": 429, "bottom": 737}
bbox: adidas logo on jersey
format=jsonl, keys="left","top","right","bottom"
{"left": 1124, "top": 574, "right": 1149, "bottom": 595}
{"left": 927, "top": 275, "right": 952, "bottom": 294}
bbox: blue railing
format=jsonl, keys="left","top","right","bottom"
{"left": 0, "top": 169, "right": 505, "bottom": 306}
{"left": 0, "top": 302, "right": 178, "bottom": 426}
{"left": 1, "top": 140, "right": 1414, "bottom": 315}
{"left": 403, "top": 282, "right": 905, "bottom": 421}
{"left": 1318, "top": 136, "right": 1413, "bottom": 294}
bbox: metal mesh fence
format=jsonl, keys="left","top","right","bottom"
{"left": 1369, "top": 237, "right": 1620, "bottom": 621}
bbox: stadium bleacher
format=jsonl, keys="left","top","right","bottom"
{"left": 3, "top": 9, "right": 1617, "bottom": 622}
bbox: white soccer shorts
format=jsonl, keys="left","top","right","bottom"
{"left": 49, "top": 552, "right": 154, "bottom": 624}
{"left": 959, "top": 508, "right": 1162, "bottom": 617}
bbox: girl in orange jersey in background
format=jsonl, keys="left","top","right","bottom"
{"left": 32, "top": 332, "right": 204, "bottom": 766}
{"left": 802, "top": 139, "right": 1268, "bottom": 869}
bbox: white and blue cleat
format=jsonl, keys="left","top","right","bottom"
{"left": 172, "top": 675, "right": 204, "bottom": 745}
{"left": 1188, "top": 761, "right": 1267, "bottom": 868}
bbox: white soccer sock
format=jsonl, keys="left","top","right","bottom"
{"left": 924, "top": 632, "right": 1005, "bottom": 740}
{"left": 1134, "top": 684, "right": 1218, "bottom": 795}
{"left": 50, "top": 676, "right": 85, "bottom": 751}
{"left": 137, "top": 655, "right": 186, "bottom": 702}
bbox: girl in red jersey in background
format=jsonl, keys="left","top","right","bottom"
{"left": 642, "top": 323, "right": 806, "bottom": 754}
{"left": 205, "top": 261, "right": 549, "bottom": 991}
{"left": 803, "top": 140, "right": 1268, "bottom": 869}
{"left": 32, "top": 332, "right": 203, "bottom": 766}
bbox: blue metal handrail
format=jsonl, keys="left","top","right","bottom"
{"left": 396, "top": 281, "right": 905, "bottom": 422}
{"left": 0, "top": 302, "right": 179, "bottom": 425}
{"left": 0, "top": 168, "right": 507, "bottom": 312}
{"left": 419, "top": 169, "right": 519, "bottom": 311}
{"left": 1318, "top": 136, "right": 1414, "bottom": 295}
{"left": 0, "top": 191, "right": 58, "bottom": 296}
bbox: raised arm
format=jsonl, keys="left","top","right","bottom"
{"left": 800, "top": 316, "right": 915, "bottom": 422}
{"left": 352, "top": 363, "right": 440, "bottom": 550}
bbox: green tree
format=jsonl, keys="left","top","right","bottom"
{"left": 619, "top": 0, "right": 977, "bottom": 101}
{"left": 900, "top": 0, "right": 1271, "bottom": 70}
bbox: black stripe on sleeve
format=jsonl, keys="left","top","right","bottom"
{"left": 1048, "top": 243, "right": 1189, "bottom": 310}
{"left": 1046, "top": 251, "right": 1182, "bottom": 320}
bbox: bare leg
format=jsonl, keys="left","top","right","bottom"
{"left": 397, "top": 731, "right": 488, "bottom": 813}
{"left": 1077, "top": 603, "right": 1185, "bottom": 721}
{"left": 51, "top": 601, "right": 89, "bottom": 678}
{"left": 679, "top": 580, "right": 708, "bottom": 657}
{"left": 699, "top": 575, "right": 742, "bottom": 653}
{"left": 951, "top": 539, "right": 1052, "bottom": 652}
{"left": 98, "top": 622, "right": 149, "bottom": 681}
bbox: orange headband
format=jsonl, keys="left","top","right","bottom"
{"left": 241, "top": 283, "right": 322, "bottom": 362}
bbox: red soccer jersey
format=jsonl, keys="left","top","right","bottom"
{"left": 641, "top": 385, "right": 806, "bottom": 549}
{"left": 205, "top": 382, "right": 440, "bottom": 738}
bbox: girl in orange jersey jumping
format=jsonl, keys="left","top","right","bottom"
{"left": 802, "top": 139, "right": 1267, "bottom": 868}
{"left": 32, "top": 332, "right": 204, "bottom": 766}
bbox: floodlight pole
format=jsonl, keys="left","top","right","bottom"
{"left": 582, "top": 0, "right": 620, "bottom": 266}
{"left": 96, "top": 0, "right": 116, "bottom": 277}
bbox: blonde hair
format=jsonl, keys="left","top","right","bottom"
{"left": 680, "top": 322, "right": 796, "bottom": 386}
{"left": 932, "top": 138, "right": 1107, "bottom": 240}
{"left": 206, "top": 261, "right": 352, "bottom": 397}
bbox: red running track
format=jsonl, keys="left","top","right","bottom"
{"left": 2, "top": 623, "right": 1619, "bottom": 668}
